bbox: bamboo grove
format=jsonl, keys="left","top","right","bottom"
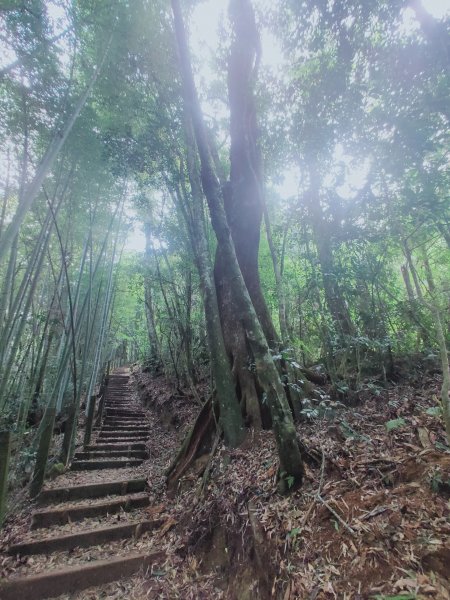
{"left": 0, "top": 0, "right": 449, "bottom": 513}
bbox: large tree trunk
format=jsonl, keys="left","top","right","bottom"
{"left": 213, "top": 0, "right": 280, "bottom": 428}
{"left": 171, "top": 0, "right": 304, "bottom": 489}
{"left": 217, "top": 0, "right": 277, "bottom": 344}
{"left": 180, "top": 115, "right": 245, "bottom": 447}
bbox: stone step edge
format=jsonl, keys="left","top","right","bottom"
{"left": 105, "top": 410, "right": 145, "bottom": 416}
{"left": 37, "top": 478, "right": 147, "bottom": 505}
{"left": 96, "top": 438, "right": 149, "bottom": 444}
{"left": 74, "top": 450, "right": 148, "bottom": 459}
{"left": 70, "top": 459, "right": 144, "bottom": 471}
{"left": 9, "top": 519, "right": 163, "bottom": 556}
{"left": 100, "top": 427, "right": 149, "bottom": 432}
{"left": 98, "top": 431, "right": 149, "bottom": 436}
{"left": 31, "top": 492, "right": 150, "bottom": 529}
{"left": 0, "top": 551, "right": 164, "bottom": 600}
{"left": 85, "top": 443, "right": 147, "bottom": 451}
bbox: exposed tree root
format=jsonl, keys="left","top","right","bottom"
{"left": 299, "top": 366, "right": 328, "bottom": 385}
{"left": 165, "top": 396, "right": 214, "bottom": 491}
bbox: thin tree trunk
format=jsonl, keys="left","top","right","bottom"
{"left": 143, "top": 225, "right": 161, "bottom": 370}
{"left": 0, "top": 431, "right": 11, "bottom": 525}
{"left": 401, "top": 264, "right": 415, "bottom": 302}
{"left": 30, "top": 406, "right": 55, "bottom": 498}
{"left": 305, "top": 164, "right": 354, "bottom": 338}
{"left": 0, "top": 150, "right": 11, "bottom": 238}
{"left": 263, "top": 204, "right": 289, "bottom": 345}
{"left": 403, "top": 239, "right": 423, "bottom": 300}
{"left": 84, "top": 208, "right": 123, "bottom": 447}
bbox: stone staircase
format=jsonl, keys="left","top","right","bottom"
{"left": 0, "top": 371, "right": 164, "bottom": 600}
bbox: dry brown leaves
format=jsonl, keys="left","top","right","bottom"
{"left": 1, "top": 370, "right": 449, "bottom": 600}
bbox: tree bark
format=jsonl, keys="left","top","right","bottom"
{"left": 304, "top": 165, "right": 354, "bottom": 338}
{"left": 171, "top": 0, "right": 304, "bottom": 488}
{"left": 143, "top": 223, "right": 162, "bottom": 371}
{"left": 263, "top": 206, "right": 290, "bottom": 345}
{"left": 0, "top": 431, "right": 11, "bottom": 526}
{"left": 30, "top": 406, "right": 56, "bottom": 498}
{"left": 178, "top": 124, "right": 245, "bottom": 446}
{"left": 211, "top": 0, "right": 282, "bottom": 427}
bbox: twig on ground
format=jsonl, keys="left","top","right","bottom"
{"left": 316, "top": 495, "right": 357, "bottom": 536}
{"left": 303, "top": 446, "right": 356, "bottom": 537}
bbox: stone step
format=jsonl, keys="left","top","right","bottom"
{"left": 101, "top": 425, "right": 148, "bottom": 432}
{"left": 96, "top": 437, "right": 149, "bottom": 444}
{"left": 71, "top": 458, "right": 143, "bottom": 470}
{"left": 98, "top": 431, "right": 149, "bottom": 439}
{"left": 37, "top": 478, "right": 147, "bottom": 505}
{"left": 104, "top": 417, "right": 146, "bottom": 423}
{"left": 9, "top": 519, "right": 162, "bottom": 556}
{"left": 104, "top": 414, "right": 145, "bottom": 421}
{"left": 106, "top": 409, "right": 145, "bottom": 417}
{"left": 104, "top": 413, "right": 144, "bottom": 418}
{"left": 85, "top": 442, "right": 147, "bottom": 452}
{"left": 31, "top": 492, "right": 150, "bottom": 529}
{"left": 104, "top": 402, "right": 131, "bottom": 406}
{"left": 0, "top": 551, "right": 164, "bottom": 600}
{"left": 104, "top": 412, "right": 143, "bottom": 417}
{"left": 99, "top": 428, "right": 148, "bottom": 435}
{"left": 74, "top": 449, "right": 147, "bottom": 460}
{"left": 103, "top": 421, "right": 146, "bottom": 427}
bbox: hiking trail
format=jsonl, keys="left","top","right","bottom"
{"left": 1, "top": 370, "right": 165, "bottom": 600}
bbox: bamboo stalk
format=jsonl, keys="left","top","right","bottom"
{"left": 30, "top": 407, "right": 56, "bottom": 498}
{"left": 0, "top": 431, "right": 12, "bottom": 526}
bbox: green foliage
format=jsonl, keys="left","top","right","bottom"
{"left": 385, "top": 418, "right": 407, "bottom": 432}
{"left": 300, "top": 396, "right": 344, "bottom": 421}
{"left": 0, "top": 0, "right": 449, "bottom": 505}
{"left": 340, "top": 421, "right": 372, "bottom": 443}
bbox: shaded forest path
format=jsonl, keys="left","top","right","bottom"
{"left": 1, "top": 370, "right": 165, "bottom": 600}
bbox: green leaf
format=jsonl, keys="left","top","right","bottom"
{"left": 385, "top": 418, "right": 406, "bottom": 431}
{"left": 288, "top": 527, "right": 301, "bottom": 538}
{"left": 425, "top": 406, "right": 442, "bottom": 416}
{"left": 435, "top": 441, "right": 450, "bottom": 452}
{"left": 151, "top": 570, "right": 166, "bottom": 577}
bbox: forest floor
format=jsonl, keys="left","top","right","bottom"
{"left": 0, "top": 362, "right": 449, "bottom": 599}
{"left": 129, "top": 364, "right": 450, "bottom": 600}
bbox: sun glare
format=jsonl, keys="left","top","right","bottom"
{"left": 125, "top": 227, "right": 146, "bottom": 253}
{"left": 421, "top": 0, "right": 450, "bottom": 19}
